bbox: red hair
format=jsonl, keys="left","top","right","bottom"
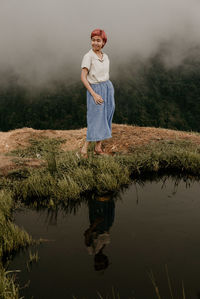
{"left": 90, "top": 29, "right": 107, "bottom": 48}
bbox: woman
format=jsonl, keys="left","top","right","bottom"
{"left": 80, "top": 28, "right": 115, "bottom": 158}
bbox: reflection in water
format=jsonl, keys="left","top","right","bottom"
{"left": 84, "top": 195, "right": 115, "bottom": 271}
{"left": 15, "top": 173, "right": 198, "bottom": 230}
{"left": 131, "top": 174, "right": 198, "bottom": 205}
{"left": 44, "top": 205, "right": 59, "bottom": 226}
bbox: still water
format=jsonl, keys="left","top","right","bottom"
{"left": 8, "top": 176, "right": 200, "bottom": 299}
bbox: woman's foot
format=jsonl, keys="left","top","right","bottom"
{"left": 80, "top": 148, "right": 88, "bottom": 159}
{"left": 94, "top": 145, "right": 109, "bottom": 156}
{"left": 94, "top": 141, "right": 102, "bottom": 152}
{"left": 79, "top": 141, "right": 89, "bottom": 159}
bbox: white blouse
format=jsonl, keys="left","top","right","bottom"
{"left": 81, "top": 48, "right": 110, "bottom": 84}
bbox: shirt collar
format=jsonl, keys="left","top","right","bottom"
{"left": 89, "top": 49, "right": 104, "bottom": 61}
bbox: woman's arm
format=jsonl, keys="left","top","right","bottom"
{"left": 81, "top": 68, "right": 95, "bottom": 96}
{"left": 81, "top": 68, "right": 104, "bottom": 104}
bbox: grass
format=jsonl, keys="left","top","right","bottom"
{"left": 28, "top": 250, "right": 39, "bottom": 264}
{"left": 0, "top": 138, "right": 198, "bottom": 207}
{"left": 7, "top": 136, "right": 66, "bottom": 159}
{"left": 0, "top": 189, "right": 33, "bottom": 298}
{"left": 0, "top": 267, "right": 21, "bottom": 299}
{"left": 0, "top": 190, "right": 32, "bottom": 259}
{"left": 26, "top": 250, "right": 39, "bottom": 272}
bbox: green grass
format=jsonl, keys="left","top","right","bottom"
{"left": 28, "top": 250, "right": 39, "bottom": 264}
{"left": 1, "top": 138, "right": 199, "bottom": 207}
{"left": 0, "top": 267, "right": 21, "bottom": 299}
{"left": 7, "top": 136, "right": 66, "bottom": 159}
{"left": 0, "top": 189, "right": 33, "bottom": 298}
{"left": 26, "top": 250, "right": 40, "bottom": 272}
{"left": 0, "top": 190, "right": 32, "bottom": 258}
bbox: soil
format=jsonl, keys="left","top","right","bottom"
{"left": 0, "top": 123, "right": 199, "bottom": 175}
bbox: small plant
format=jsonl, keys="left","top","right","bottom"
{"left": 0, "top": 268, "right": 21, "bottom": 299}
{"left": 26, "top": 250, "right": 39, "bottom": 272}
{"left": 28, "top": 250, "right": 39, "bottom": 264}
{"left": 147, "top": 264, "right": 186, "bottom": 299}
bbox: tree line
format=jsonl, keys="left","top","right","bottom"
{"left": 0, "top": 51, "right": 199, "bottom": 132}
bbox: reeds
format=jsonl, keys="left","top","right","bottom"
{"left": 28, "top": 250, "right": 39, "bottom": 264}
{"left": 147, "top": 264, "right": 187, "bottom": 299}
{"left": 0, "top": 267, "right": 21, "bottom": 299}
{"left": 0, "top": 189, "right": 33, "bottom": 298}
{"left": 0, "top": 190, "right": 32, "bottom": 258}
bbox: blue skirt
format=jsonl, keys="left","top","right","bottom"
{"left": 86, "top": 80, "right": 115, "bottom": 141}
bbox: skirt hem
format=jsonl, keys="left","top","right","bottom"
{"left": 86, "top": 135, "right": 112, "bottom": 142}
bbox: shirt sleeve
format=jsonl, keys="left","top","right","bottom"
{"left": 81, "top": 53, "right": 91, "bottom": 71}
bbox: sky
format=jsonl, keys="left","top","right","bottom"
{"left": 1, "top": 0, "right": 200, "bottom": 88}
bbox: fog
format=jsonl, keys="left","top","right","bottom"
{"left": 0, "top": 0, "right": 200, "bottom": 88}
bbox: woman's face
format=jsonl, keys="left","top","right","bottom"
{"left": 91, "top": 35, "right": 104, "bottom": 51}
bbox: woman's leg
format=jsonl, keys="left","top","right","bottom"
{"left": 95, "top": 140, "right": 102, "bottom": 151}
{"left": 95, "top": 140, "right": 108, "bottom": 154}
{"left": 81, "top": 140, "right": 103, "bottom": 156}
{"left": 81, "top": 140, "right": 90, "bottom": 154}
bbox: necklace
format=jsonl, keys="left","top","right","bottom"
{"left": 98, "top": 54, "right": 104, "bottom": 63}
{"left": 98, "top": 58, "right": 104, "bottom": 63}
{"left": 92, "top": 49, "right": 104, "bottom": 62}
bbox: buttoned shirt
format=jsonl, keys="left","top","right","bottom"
{"left": 81, "top": 48, "right": 110, "bottom": 84}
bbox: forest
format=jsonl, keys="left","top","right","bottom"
{"left": 0, "top": 50, "right": 199, "bottom": 132}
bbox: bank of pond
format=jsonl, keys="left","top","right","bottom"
{"left": 0, "top": 137, "right": 200, "bottom": 298}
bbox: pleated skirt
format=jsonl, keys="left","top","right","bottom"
{"left": 86, "top": 80, "right": 115, "bottom": 141}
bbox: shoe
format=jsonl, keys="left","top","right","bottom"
{"left": 94, "top": 148, "right": 109, "bottom": 156}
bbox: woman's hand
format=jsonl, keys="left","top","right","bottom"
{"left": 92, "top": 92, "right": 104, "bottom": 105}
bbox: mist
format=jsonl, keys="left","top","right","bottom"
{"left": 1, "top": 0, "right": 200, "bottom": 88}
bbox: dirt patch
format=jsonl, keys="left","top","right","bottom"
{"left": 0, "top": 154, "right": 46, "bottom": 176}
{"left": 104, "top": 124, "right": 200, "bottom": 154}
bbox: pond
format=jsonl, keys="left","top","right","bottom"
{"left": 7, "top": 175, "right": 200, "bottom": 299}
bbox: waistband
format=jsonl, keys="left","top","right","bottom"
{"left": 90, "top": 80, "right": 110, "bottom": 85}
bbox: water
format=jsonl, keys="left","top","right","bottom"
{"left": 8, "top": 176, "right": 200, "bottom": 299}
